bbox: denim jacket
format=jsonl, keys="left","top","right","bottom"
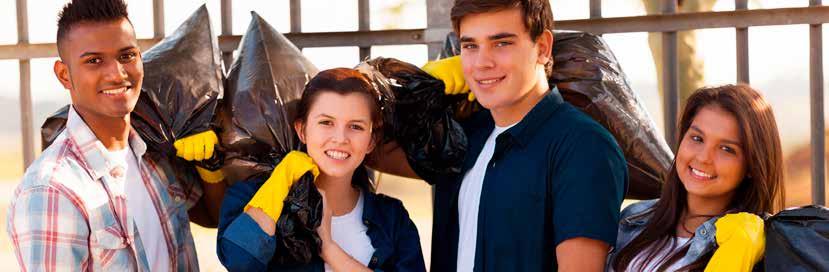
{"left": 607, "top": 199, "right": 720, "bottom": 271}
{"left": 217, "top": 175, "right": 426, "bottom": 272}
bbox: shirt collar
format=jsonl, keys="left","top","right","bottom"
{"left": 500, "top": 86, "right": 565, "bottom": 147}
{"left": 65, "top": 106, "right": 147, "bottom": 180}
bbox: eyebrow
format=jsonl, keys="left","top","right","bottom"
{"left": 689, "top": 125, "right": 741, "bottom": 146}
{"left": 313, "top": 114, "right": 370, "bottom": 124}
{"left": 459, "top": 32, "right": 518, "bottom": 43}
{"left": 78, "top": 46, "right": 137, "bottom": 58}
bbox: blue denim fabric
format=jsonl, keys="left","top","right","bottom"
{"left": 607, "top": 199, "right": 720, "bottom": 271}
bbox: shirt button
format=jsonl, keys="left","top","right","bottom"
{"left": 370, "top": 256, "right": 378, "bottom": 266}
{"left": 700, "top": 229, "right": 707, "bottom": 236}
{"left": 175, "top": 196, "right": 182, "bottom": 202}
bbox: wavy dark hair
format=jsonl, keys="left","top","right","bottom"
{"left": 294, "top": 68, "right": 389, "bottom": 192}
{"left": 612, "top": 84, "right": 785, "bottom": 271}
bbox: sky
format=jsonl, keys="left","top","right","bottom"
{"left": 0, "top": 0, "right": 827, "bottom": 153}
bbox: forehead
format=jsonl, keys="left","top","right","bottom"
{"left": 61, "top": 18, "right": 137, "bottom": 57}
{"left": 458, "top": 7, "right": 528, "bottom": 39}
{"left": 308, "top": 92, "right": 373, "bottom": 120}
{"left": 691, "top": 105, "right": 741, "bottom": 142}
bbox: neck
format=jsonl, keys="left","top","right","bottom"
{"left": 678, "top": 193, "right": 732, "bottom": 237}
{"left": 75, "top": 107, "right": 131, "bottom": 151}
{"left": 316, "top": 172, "right": 361, "bottom": 216}
{"left": 490, "top": 69, "right": 549, "bottom": 127}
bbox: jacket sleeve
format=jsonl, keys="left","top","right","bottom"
{"left": 216, "top": 177, "right": 276, "bottom": 272}
{"left": 390, "top": 199, "right": 427, "bottom": 272}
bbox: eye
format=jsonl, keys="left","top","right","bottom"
{"left": 690, "top": 135, "right": 703, "bottom": 143}
{"left": 318, "top": 120, "right": 333, "bottom": 126}
{"left": 495, "top": 41, "right": 512, "bottom": 47}
{"left": 350, "top": 124, "right": 365, "bottom": 131}
{"left": 119, "top": 52, "right": 137, "bottom": 62}
{"left": 461, "top": 43, "right": 478, "bottom": 50}
{"left": 720, "top": 145, "right": 736, "bottom": 154}
{"left": 85, "top": 58, "right": 102, "bottom": 64}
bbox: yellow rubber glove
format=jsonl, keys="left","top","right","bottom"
{"left": 245, "top": 151, "right": 320, "bottom": 222}
{"left": 704, "top": 212, "right": 765, "bottom": 272}
{"left": 422, "top": 56, "right": 475, "bottom": 101}
{"left": 174, "top": 130, "right": 224, "bottom": 183}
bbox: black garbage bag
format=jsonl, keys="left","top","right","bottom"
{"left": 765, "top": 205, "right": 829, "bottom": 271}
{"left": 40, "top": 5, "right": 224, "bottom": 172}
{"left": 355, "top": 58, "right": 467, "bottom": 183}
{"left": 220, "top": 12, "right": 322, "bottom": 265}
{"left": 441, "top": 31, "right": 672, "bottom": 199}
{"left": 219, "top": 11, "right": 319, "bottom": 184}
{"left": 132, "top": 5, "right": 224, "bottom": 170}
{"left": 271, "top": 172, "right": 323, "bottom": 265}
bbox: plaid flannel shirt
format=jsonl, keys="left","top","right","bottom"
{"left": 7, "top": 106, "right": 203, "bottom": 271}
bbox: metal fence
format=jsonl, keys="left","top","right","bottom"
{"left": 1, "top": 0, "right": 826, "bottom": 205}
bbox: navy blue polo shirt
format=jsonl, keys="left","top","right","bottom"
{"left": 429, "top": 86, "right": 628, "bottom": 271}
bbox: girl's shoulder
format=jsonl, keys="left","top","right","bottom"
{"left": 620, "top": 199, "right": 659, "bottom": 224}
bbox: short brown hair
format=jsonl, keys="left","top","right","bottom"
{"left": 451, "top": 0, "right": 555, "bottom": 75}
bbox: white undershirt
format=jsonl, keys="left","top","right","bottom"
{"left": 106, "top": 147, "right": 170, "bottom": 272}
{"left": 457, "top": 124, "right": 513, "bottom": 272}
{"left": 324, "top": 192, "right": 375, "bottom": 271}
{"left": 627, "top": 236, "right": 691, "bottom": 272}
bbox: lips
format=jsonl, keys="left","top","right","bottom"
{"left": 100, "top": 86, "right": 132, "bottom": 96}
{"left": 689, "top": 166, "right": 716, "bottom": 180}
{"left": 476, "top": 76, "right": 505, "bottom": 86}
{"left": 324, "top": 149, "right": 350, "bottom": 160}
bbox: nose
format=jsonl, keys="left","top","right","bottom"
{"left": 103, "top": 60, "right": 129, "bottom": 84}
{"left": 695, "top": 144, "right": 715, "bottom": 164}
{"left": 472, "top": 46, "right": 495, "bottom": 70}
{"left": 329, "top": 125, "right": 349, "bottom": 144}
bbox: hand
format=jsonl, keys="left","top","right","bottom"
{"left": 174, "top": 130, "right": 219, "bottom": 161}
{"left": 245, "top": 151, "right": 320, "bottom": 222}
{"left": 422, "top": 56, "right": 474, "bottom": 101}
{"left": 704, "top": 212, "right": 765, "bottom": 272}
{"left": 316, "top": 189, "right": 333, "bottom": 247}
{"left": 174, "top": 130, "right": 224, "bottom": 183}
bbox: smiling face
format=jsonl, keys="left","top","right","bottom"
{"left": 54, "top": 18, "right": 143, "bottom": 124}
{"left": 295, "top": 91, "right": 376, "bottom": 180}
{"left": 676, "top": 105, "right": 747, "bottom": 204}
{"left": 457, "top": 7, "right": 552, "bottom": 115}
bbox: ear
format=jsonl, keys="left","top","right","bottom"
{"left": 54, "top": 60, "right": 73, "bottom": 90}
{"left": 294, "top": 120, "right": 306, "bottom": 144}
{"left": 535, "top": 29, "right": 554, "bottom": 66}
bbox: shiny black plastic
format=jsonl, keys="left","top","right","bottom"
{"left": 765, "top": 205, "right": 829, "bottom": 271}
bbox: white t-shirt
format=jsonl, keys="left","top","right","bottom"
{"left": 324, "top": 192, "right": 375, "bottom": 271}
{"left": 456, "top": 124, "right": 514, "bottom": 272}
{"left": 627, "top": 236, "right": 691, "bottom": 272}
{"left": 105, "top": 147, "right": 170, "bottom": 272}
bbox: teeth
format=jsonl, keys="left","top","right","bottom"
{"left": 325, "top": 150, "right": 350, "bottom": 160}
{"left": 478, "top": 78, "right": 501, "bottom": 84}
{"left": 102, "top": 87, "right": 129, "bottom": 95}
{"left": 691, "top": 167, "right": 713, "bottom": 178}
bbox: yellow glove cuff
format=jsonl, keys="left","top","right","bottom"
{"left": 196, "top": 166, "right": 225, "bottom": 184}
{"left": 245, "top": 177, "right": 291, "bottom": 222}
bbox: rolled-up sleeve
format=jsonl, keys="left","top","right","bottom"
{"left": 217, "top": 178, "right": 276, "bottom": 272}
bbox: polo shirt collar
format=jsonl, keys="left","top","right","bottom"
{"left": 501, "top": 86, "right": 565, "bottom": 147}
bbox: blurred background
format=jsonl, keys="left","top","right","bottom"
{"left": 0, "top": 0, "right": 827, "bottom": 271}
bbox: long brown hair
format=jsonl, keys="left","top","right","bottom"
{"left": 612, "top": 84, "right": 785, "bottom": 271}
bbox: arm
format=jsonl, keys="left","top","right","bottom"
{"left": 550, "top": 131, "right": 627, "bottom": 271}
{"left": 8, "top": 186, "right": 91, "bottom": 271}
{"left": 704, "top": 213, "right": 765, "bottom": 272}
{"left": 175, "top": 130, "right": 227, "bottom": 227}
{"left": 556, "top": 237, "right": 610, "bottom": 272}
{"left": 216, "top": 178, "right": 274, "bottom": 272}
{"left": 316, "top": 190, "right": 372, "bottom": 272}
{"left": 366, "top": 140, "right": 420, "bottom": 179}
